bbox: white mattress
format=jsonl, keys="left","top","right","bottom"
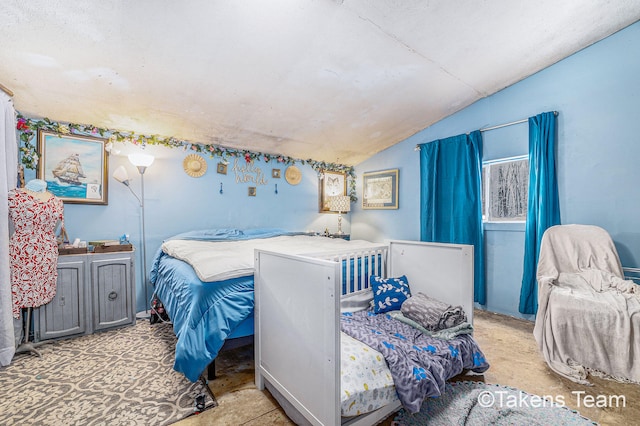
{"left": 340, "top": 332, "right": 398, "bottom": 417}
{"left": 162, "top": 235, "right": 383, "bottom": 282}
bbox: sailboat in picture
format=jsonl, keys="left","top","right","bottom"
{"left": 52, "top": 153, "right": 86, "bottom": 185}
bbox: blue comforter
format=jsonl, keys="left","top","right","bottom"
{"left": 149, "top": 228, "right": 295, "bottom": 382}
{"left": 340, "top": 310, "right": 490, "bottom": 414}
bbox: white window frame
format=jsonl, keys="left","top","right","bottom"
{"left": 482, "top": 155, "right": 529, "bottom": 223}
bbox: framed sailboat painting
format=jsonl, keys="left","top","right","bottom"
{"left": 37, "top": 130, "right": 109, "bottom": 205}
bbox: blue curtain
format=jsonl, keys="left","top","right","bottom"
{"left": 419, "top": 131, "right": 485, "bottom": 305}
{"left": 519, "top": 111, "right": 560, "bottom": 314}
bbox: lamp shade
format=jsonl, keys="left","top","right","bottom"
{"left": 112, "top": 165, "right": 130, "bottom": 183}
{"left": 128, "top": 153, "right": 155, "bottom": 168}
{"left": 329, "top": 195, "right": 351, "bottom": 213}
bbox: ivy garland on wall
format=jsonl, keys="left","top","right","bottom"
{"left": 16, "top": 114, "right": 358, "bottom": 200}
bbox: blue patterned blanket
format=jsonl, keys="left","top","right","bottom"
{"left": 340, "top": 310, "right": 490, "bottom": 413}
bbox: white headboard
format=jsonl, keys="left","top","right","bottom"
{"left": 388, "top": 240, "right": 475, "bottom": 324}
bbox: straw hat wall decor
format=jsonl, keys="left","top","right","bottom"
{"left": 183, "top": 154, "right": 207, "bottom": 178}
{"left": 285, "top": 165, "right": 302, "bottom": 185}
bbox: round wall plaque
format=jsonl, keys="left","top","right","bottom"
{"left": 285, "top": 165, "right": 302, "bottom": 185}
{"left": 183, "top": 154, "right": 207, "bottom": 178}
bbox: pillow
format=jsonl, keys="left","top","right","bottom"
{"left": 370, "top": 275, "right": 411, "bottom": 314}
{"left": 340, "top": 288, "right": 374, "bottom": 313}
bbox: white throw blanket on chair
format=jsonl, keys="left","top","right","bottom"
{"left": 533, "top": 224, "right": 640, "bottom": 384}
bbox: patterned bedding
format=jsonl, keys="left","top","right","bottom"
{"left": 340, "top": 332, "right": 398, "bottom": 417}
{"left": 341, "top": 310, "right": 490, "bottom": 414}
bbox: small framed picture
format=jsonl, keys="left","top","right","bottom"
{"left": 272, "top": 168, "right": 281, "bottom": 178}
{"left": 37, "top": 130, "right": 109, "bottom": 205}
{"left": 362, "top": 169, "right": 399, "bottom": 209}
{"left": 217, "top": 162, "right": 228, "bottom": 175}
{"left": 319, "top": 170, "right": 346, "bottom": 213}
{"left": 248, "top": 187, "right": 256, "bottom": 196}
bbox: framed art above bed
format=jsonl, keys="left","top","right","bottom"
{"left": 319, "top": 170, "right": 346, "bottom": 213}
{"left": 362, "top": 168, "right": 399, "bottom": 210}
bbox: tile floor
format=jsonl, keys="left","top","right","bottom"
{"left": 175, "top": 309, "right": 640, "bottom": 425}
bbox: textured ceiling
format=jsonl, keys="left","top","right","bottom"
{"left": 1, "top": 1, "right": 639, "bottom": 165}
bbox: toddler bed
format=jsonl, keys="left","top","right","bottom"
{"left": 254, "top": 240, "right": 489, "bottom": 426}
{"left": 149, "top": 228, "right": 386, "bottom": 382}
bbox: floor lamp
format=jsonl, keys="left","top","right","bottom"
{"left": 113, "top": 153, "right": 154, "bottom": 320}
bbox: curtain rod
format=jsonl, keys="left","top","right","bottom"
{"left": 480, "top": 118, "right": 527, "bottom": 132}
{"left": 0, "top": 83, "right": 14, "bottom": 97}
{"left": 480, "top": 111, "right": 558, "bottom": 132}
{"left": 414, "top": 111, "right": 559, "bottom": 151}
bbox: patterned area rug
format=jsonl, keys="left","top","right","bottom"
{"left": 0, "top": 321, "right": 214, "bottom": 426}
{"left": 393, "top": 381, "right": 597, "bottom": 426}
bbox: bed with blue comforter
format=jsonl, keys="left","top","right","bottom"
{"left": 149, "top": 228, "right": 382, "bottom": 382}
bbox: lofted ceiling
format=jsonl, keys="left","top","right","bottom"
{"left": 2, "top": 1, "right": 639, "bottom": 166}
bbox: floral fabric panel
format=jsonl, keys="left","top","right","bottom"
{"left": 8, "top": 190, "right": 64, "bottom": 318}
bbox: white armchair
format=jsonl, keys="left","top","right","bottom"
{"left": 533, "top": 224, "right": 640, "bottom": 384}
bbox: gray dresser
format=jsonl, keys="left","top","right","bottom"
{"left": 33, "top": 250, "right": 136, "bottom": 342}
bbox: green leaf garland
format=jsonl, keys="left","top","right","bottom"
{"left": 16, "top": 114, "right": 358, "bottom": 201}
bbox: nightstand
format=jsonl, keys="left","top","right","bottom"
{"left": 329, "top": 233, "right": 350, "bottom": 240}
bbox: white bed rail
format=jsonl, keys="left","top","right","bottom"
{"left": 623, "top": 267, "right": 640, "bottom": 285}
{"left": 255, "top": 240, "right": 475, "bottom": 426}
{"left": 388, "top": 240, "right": 474, "bottom": 325}
{"left": 255, "top": 249, "right": 342, "bottom": 426}
{"left": 304, "top": 245, "right": 388, "bottom": 296}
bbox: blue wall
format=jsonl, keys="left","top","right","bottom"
{"left": 352, "top": 22, "right": 640, "bottom": 319}
{"left": 24, "top": 146, "right": 346, "bottom": 312}
{"left": 22, "top": 22, "right": 640, "bottom": 316}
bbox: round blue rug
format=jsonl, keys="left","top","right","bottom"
{"left": 393, "top": 381, "right": 597, "bottom": 426}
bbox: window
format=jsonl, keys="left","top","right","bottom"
{"left": 482, "top": 156, "right": 529, "bottom": 222}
